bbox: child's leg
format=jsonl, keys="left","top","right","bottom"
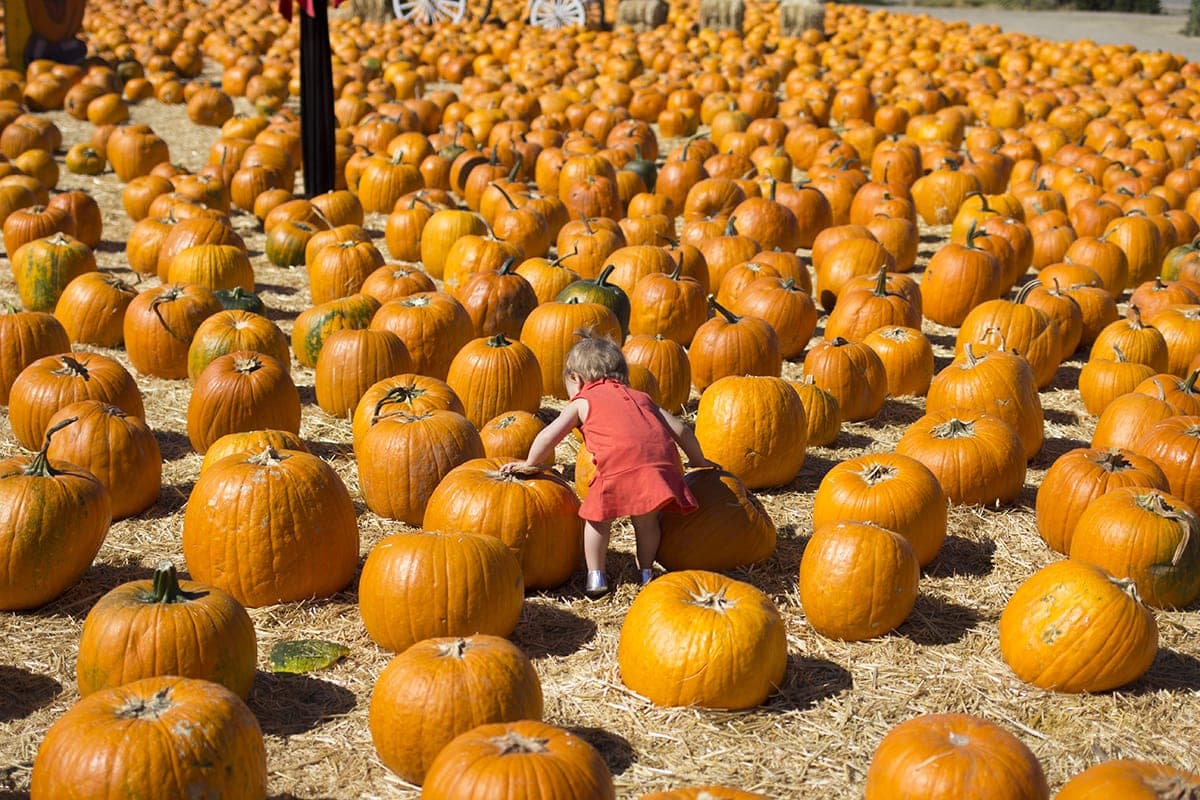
{"left": 583, "top": 519, "right": 612, "bottom": 573}
{"left": 631, "top": 512, "right": 662, "bottom": 572}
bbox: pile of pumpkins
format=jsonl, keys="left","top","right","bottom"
{"left": 2, "top": 0, "right": 1200, "bottom": 795}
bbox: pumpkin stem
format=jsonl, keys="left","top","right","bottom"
{"left": 1133, "top": 490, "right": 1198, "bottom": 566}
{"left": 487, "top": 332, "right": 511, "bottom": 347}
{"left": 859, "top": 462, "right": 897, "bottom": 485}
{"left": 723, "top": 216, "right": 737, "bottom": 237}
{"left": 930, "top": 417, "right": 975, "bottom": 439}
{"left": 707, "top": 294, "right": 739, "bottom": 324}
{"left": 1015, "top": 280, "right": 1042, "bottom": 304}
{"left": 149, "top": 287, "right": 191, "bottom": 342}
{"left": 1186, "top": 368, "right": 1200, "bottom": 394}
{"left": 147, "top": 561, "right": 191, "bottom": 604}
{"left": 498, "top": 255, "right": 518, "bottom": 275}
{"left": 493, "top": 732, "right": 550, "bottom": 756}
{"left": 963, "top": 342, "right": 981, "bottom": 368}
{"left": 52, "top": 354, "right": 90, "bottom": 379}
{"left": 688, "top": 585, "right": 736, "bottom": 612}
{"left": 492, "top": 182, "right": 519, "bottom": 210}
{"left": 872, "top": 263, "right": 889, "bottom": 297}
{"left": 24, "top": 416, "right": 76, "bottom": 477}
{"left": 1094, "top": 449, "right": 1133, "bottom": 473}
{"left": 595, "top": 264, "right": 617, "bottom": 287}
{"left": 116, "top": 686, "right": 174, "bottom": 721}
{"left": 373, "top": 384, "right": 422, "bottom": 419}
{"left": 551, "top": 244, "right": 578, "bottom": 267}
{"left": 436, "top": 638, "right": 471, "bottom": 659}
{"left": 1111, "top": 344, "right": 1128, "bottom": 362}
{"left": 247, "top": 446, "right": 287, "bottom": 466}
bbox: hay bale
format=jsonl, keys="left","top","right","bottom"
{"left": 329, "top": 0, "right": 395, "bottom": 22}
{"left": 779, "top": 0, "right": 824, "bottom": 37}
{"left": 698, "top": 0, "right": 743, "bottom": 32}
{"left": 614, "top": 0, "right": 668, "bottom": 30}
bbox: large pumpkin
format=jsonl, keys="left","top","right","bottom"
{"left": 422, "top": 720, "right": 615, "bottom": 800}
{"left": 30, "top": 676, "right": 266, "bottom": 800}
{"left": 694, "top": 375, "right": 806, "bottom": 489}
{"left": 657, "top": 468, "right": 777, "bottom": 571}
{"left": 895, "top": 408, "right": 1025, "bottom": 507}
{"left": 0, "top": 307, "right": 69, "bottom": 405}
{"left": 358, "top": 530, "right": 524, "bottom": 653}
{"left": 445, "top": 333, "right": 543, "bottom": 428}
{"left": 1057, "top": 759, "right": 1200, "bottom": 800}
{"left": 998, "top": 559, "right": 1158, "bottom": 693}
{"left": 76, "top": 561, "right": 256, "bottom": 699}
{"left": 865, "top": 713, "right": 1048, "bottom": 800}
{"left": 423, "top": 458, "right": 583, "bottom": 591}
{"left": 617, "top": 570, "right": 787, "bottom": 709}
{"left": 182, "top": 447, "right": 359, "bottom": 607}
{"left": 519, "top": 299, "right": 623, "bottom": 399}
{"left": 370, "top": 635, "right": 544, "bottom": 785}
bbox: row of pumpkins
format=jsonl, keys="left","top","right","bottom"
{"left": 3, "top": 0, "right": 1200, "bottom": 796}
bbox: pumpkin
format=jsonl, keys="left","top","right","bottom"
{"left": 456, "top": 257, "right": 541, "bottom": 340}
{"left": 1092, "top": 306, "right": 1169, "bottom": 374}
{"left": 11, "top": 232, "right": 96, "bottom": 312}
{"left": 520, "top": 299, "right": 623, "bottom": 399}
{"left": 1147, "top": 304, "right": 1200, "bottom": 378}
{"left": 802, "top": 337, "right": 887, "bottom": 422}
{"left": 480, "top": 411, "right": 546, "bottom": 459}
{"left": 358, "top": 529, "right": 523, "bottom": 652}
{"left": 921, "top": 231, "right": 1002, "bottom": 328}
{"left": 423, "top": 457, "right": 583, "bottom": 590}
{"left": 657, "top": 468, "right": 776, "bottom": 572}
{"left": 861, "top": 326, "right": 935, "bottom": 398}
{"left": 0, "top": 307, "right": 69, "bottom": 405}
{"left": 445, "top": 333, "right": 543, "bottom": 428}
{"left": 8, "top": 352, "right": 143, "bottom": 452}
{"left": 799, "top": 521, "right": 919, "bottom": 641}
{"left": 1057, "top": 759, "right": 1200, "bottom": 800}
{"left": 998, "top": 559, "right": 1157, "bottom": 693}
{"left": 1092, "top": 389, "right": 1177, "bottom": 452}
{"left": 291, "top": 292, "right": 380, "bottom": 368}
{"left": 369, "top": 291, "right": 475, "bottom": 381}
{"left": 824, "top": 265, "right": 921, "bottom": 342}
{"left": 789, "top": 377, "right": 842, "bottom": 447}
{"left": 123, "top": 283, "right": 223, "bottom": 379}
{"left": 422, "top": 720, "right": 615, "bottom": 800}
{"left": 187, "top": 352, "right": 301, "bottom": 454}
{"left": 555, "top": 264, "right": 633, "bottom": 337}
{"left": 0, "top": 417, "right": 111, "bottom": 610}
{"left": 865, "top": 713, "right": 1049, "bottom": 800}
{"left": 1069, "top": 487, "right": 1200, "bottom": 610}
{"left": 314, "top": 328, "right": 410, "bottom": 419}
{"left": 355, "top": 408, "right": 484, "bottom": 525}
{"left": 167, "top": 243, "right": 254, "bottom": 292}
{"left": 1078, "top": 346, "right": 1159, "bottom": 417}
{"left": 182, "top": 447, "right": 359, "bottom": 608}
{"left": 729, "top": 276, "right": 818, "bottom": 361}
{"left": 694, "top": 375, "right": 806, "bottom": 489}
{"left": 52, "top": 272, "right": 136, "bottom": 348}
{"left": 370, "top": 635, "right": 544, "bottom": 785}
{"left": 622, "top": 333, "right": 692, "bottom": 415}
{"left": 628, "top": 262, "right": 708, "bottom": 346}
{"left": 690, "top": 296, "right": 782, "bottom": 393}
{"left": 895, "top": 408, "right": 1025, "bottom": 507}
{"left": 76, "top": 561, "right": 256, "bottom": 698}
{"left": 617, "top": 570, "right": 787, "bottom": 709}
{"left": 30, "top": 676, "right": 266, "bottom": 800}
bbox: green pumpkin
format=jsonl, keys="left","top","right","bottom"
{"left": 555, "top": 264, "right": 631, "bottom": 336}
{"left": 215, "top": 287, "right": 266, "bottom": 314}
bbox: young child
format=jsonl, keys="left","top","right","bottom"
{"left": 501, "top": 336, "right": 713, "bottom": 598}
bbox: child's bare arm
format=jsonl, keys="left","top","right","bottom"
{"left": 657, "top": 408, "right": 716, "bottom": 469}
{"left": 500, "top": 402, "right": 583, "bottom": 472}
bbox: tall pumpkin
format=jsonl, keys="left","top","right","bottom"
{"left": 0, "top": 307, "right": 70, "bottom": 405}
{"left": 182, "top": 447, "right": 359, "bottom": 607}
{"left": 803, "top": 337, "right": 888, "bottom": 422}
{"left": 694, "top": 375, "right": 806, "bottom": 489}
{"left": 445, "top": 333, "right": 543, "bottom": 428}
{"left": 689, "top": 295, "right": 782, "bottom": 393}
{"left": 123, "top": 283, "right": 223, "bottom": 379}
{"left": 519, "top": 299, "right": 623, "bottom": 399}
{"left": 187, "top": 352, "right": 301, "bottom": 454}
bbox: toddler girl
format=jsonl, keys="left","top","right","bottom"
{"left": 501, "top": 336, "right": 712, "bottom": 597}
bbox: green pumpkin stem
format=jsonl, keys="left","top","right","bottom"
{"left": 499, "top": 255, "right": 518, "bottom": 275}
{"left": 873, "top": 264, "right": 889, "bottom": 297}
{"left": 25, "top": 416, "right": 77, "bottom": 477}
{"left": 149, "top": 561, "right": 189, "bottom": 603}
{"left": 486, "top": 332, "right": 511, "bottom": 347}
{"left": 724, "top": 216, "right": 738, "bottom": 237}
{"left": 595, "top": 263, "right": 617, "bottom": 287}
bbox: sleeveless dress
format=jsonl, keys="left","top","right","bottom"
{"left": 575, "top": 378, "right": 698, "bottom": 522}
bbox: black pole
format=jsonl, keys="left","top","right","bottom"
{"left": 299, "top": 0, "right": 336, "bottom": 198}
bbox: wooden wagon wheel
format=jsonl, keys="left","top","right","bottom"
{"left": 528, "top": 0, "right": 591, "bottom": 28}
{"left": 392, "top": 0, "right": 491, "bottom": 24}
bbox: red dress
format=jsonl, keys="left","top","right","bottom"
{"left": 575, "top": 379, "right": 698, "bottom": 522}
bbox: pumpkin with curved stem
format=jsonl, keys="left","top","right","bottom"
{"left": 0, "top": 417, "right": 111, "bottom": 610}
{"left": 803, "top": 337, "right": 888, "bottom": 422}
{"left": 358, "top": 529, "right": 523, "bottom": 653}
{"left": 825, "top": 264, "right": 922, "bottom": 342}
{"left": 865, "top": 713, "right": 1049, "bottom": 800}
{"left": 76, "top": 561, "right": 256, "bottom": 698}
{"left": 187, "top": 352, "right": 301, "bottom": 454}
{"left": 896, "top": 408, "right": 1025, "bottom": 507}
{"left": 8, "top": 352, "right": 143, "bottom": 451}
{"left": 422, "top": 720, "right": 615, "bottom": 800}
{"left": 618, "top": 570, "right": 786, "bottom": 709}
{"left": 1092, "top": 305, "right": 1169, "bottom": 374}
{"left": 1036, "top": 448, "right": 1168, "bottom": 555}
{"left": 728, "top": 276, "right": 818, "bottom": 361}
{"left": 1057, "top": 759, "right": 1200, "bottom": 800}
{"left": 456, "top": 257, "right": 541, "bottom": 340}
{"left": 658, "top": 468, "right": 776, "bottom": 572}
{"left": 695, "top": 376, "right": 806, "bottom": 489}
{"left": 690, "top": 295, "right": 782, "bottom": 393}
{"left": 1131, "top": 415, "right": 1200, "bottom": 509}
{"left": 124, "top": 283, "right": 223, "bottom": 379}
{"left": 445, "top": 333, "right": 543, "bottom": 429}
{"left": 371, "top": 634, "right": 544, "bottom": 785}
{"left": 351, "top": 373, "right": 465, "bottom": 444}
{"left": 800, "top": 521, "right": 919, "bottom": 641}
{"left": 1136, "top": 370, "right": 1200, "bottom": 416}
{"left": 424, "top": 458, "right": 583, "bottom": 590}
{"left": 480, "top": 411, "right": 546, "bottom": 459}
{"left": 182, "top": 447, "right": 358, "bottom": 608}
{"left": 922, "top": 229, "right": 1002, "bottom": 328}
{"left": 1069, "top": 487, "right": 1200, "bottom": 609}
{"left": 0, "top": 307, "right": 70, "bottom": 405}
{"left": 999, "top": 559, "right": 1157, "bottom": 692}
{"left": 30, "top": 676, "right": 266, "bottom": 800}
{"left": 628, "top": 261, "right": 708, "bottom": 346}
{"left": 812, "top": 453, "right": 947, "bottom": 566}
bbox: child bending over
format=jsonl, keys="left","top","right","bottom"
{"left": 501, "top": 336, "right": 713, "bottom": 597}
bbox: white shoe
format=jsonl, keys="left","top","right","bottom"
{"left": 584, "top": 570, "right": 609, "bottom": 598}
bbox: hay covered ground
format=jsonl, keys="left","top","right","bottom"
{"left": 3, "top": 25, "right": 1200, "bottom": 800}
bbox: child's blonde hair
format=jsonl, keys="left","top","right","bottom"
{"left": 564, "top": 334, "right": 627, "bottom": 383}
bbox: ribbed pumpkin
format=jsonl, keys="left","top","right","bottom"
{"left": 423, "top": 458, "right": 583, "bottom": 591}
{"left": 657, "top": 468, "right": 776, "bottom": 571}
{"left": 789, "top": 377, "right": 842, "bottom": 447}
{"left": 0, "top": 307, "right": 70, "bottom": 405}
{"left": 0, "top": 417, "right": 111, "bottom": 610}
{"left": 370, "top": 635, "right": 544, "bottom": 785}
{"left": 1057, "top": 759, "right": 1200, "bottom": 800}
{"left": 355, "top": 409, "right": 484, "bottom": 525}
{"left": 1069, "top": 487, "right": 1200, "bottom": 609}
{"left": 30, "top": 676, "right": 266, "bottom": 800}
{"left": 200, "top": 429, "right": 308, "bottom": 474}
{"left": 999, "top": 559, "right": 1157, "bottom": 693}
{"left": 445, "top": 333, "right": 543, "bottom": 429}
{"left": 812, "top": 453, "right": 947, "bottom": 566}
{"left": 728, "top": 276, "right": 818, "bottom": 361}
{"left": 694, "top": 375, "right": 806, "bottom": 489}
{"left": 628, "top": 262, "right": 708, "bottom": 346}
{"left": 53, "top": 272, "right": 136, "bottom": 348}
{"left": 921, "top": 232, "right": 1002, "bottom": 328}
{"left": 1091, "top": 305, "right": 1169, "bottom": 374}
{"left": 186, "top": 309, "right": 290, "bottom": 382}
{"left": 350, "top": 373, "right": 465, "bottom": 444}
{"left": 865, "top": 713, "right": 1049, "bottom": 800}
{"left": 1078, "top": 345, "right": 1158, "bottom": 417}
{"left": 358, "top": 529, "right": 523, "bottom": 652}
{"left": 123, "top": 283, "right": 223, "bottom": 379}
{"left": 617, "top": 570, "right": 787, "bottom": 709}
{"left": 187, "top": 352, "right": 301, "bottom": 454}
{"left": 11, "top": 232, "right": 96, "bottom": 312}
{"left": 519, "top": 299, "right": 623, "bottom": 399}
{"left": 480, "top": 411, "right": 546, "bottom": 459}
{"left": 824, "top": 265, "right": 922, "bottom": 342}
{"left": 954, "top": 286, "right": 1059, "bottom": 389}
{"left": 689, "top": 296, "right": 782, "bottom": 393}
{"left": 1092, "top": 389, "right": 1177, "bottom": 452}
{"left": 622, "top": 334, "right": 692, "bottom": 415}
{"left": 422, "top": 720, "right": 615, "bottom": 800}
{"left": 76, "top": 561, "right": 256, "bottom": 698}
{"left": 803, "top": 337, "right": 888, "bottom": 422}
{"left": 896, "top": 408, "right": 1025, "bottom": 507}
{"left": 8, "top": 352, "right": 143, "bottom": 451}
{"left": 309, "top": 238, "right": 386, "bottom": 304}
{"left": 291, "top": 292, "right": 380, "bottom": 368}
{"left": 154, "top": 216, "right": 246, "bottom": 282}
{"left": 167, "top": 243, "right": 254, "bottom": 292}
{"left": 369, "top": 291, "right": 474, "bottom": 381}
{"left": 314, "top": 328, "right": 410, "bottom": 419}
{"left": 1147, "top": 304, "right": 1200, "bottom": 378}
{"left": 1131, "top": 415, "right": 1200, "bottom": 510}
{"left": 799, "top": 521, "right": 919, "bottom": 641}
{"left": 182, "top": 447, "right": 358, "bottom": 608}
{"left": 862, "top": 326, "right": 935, "bottom": 397}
